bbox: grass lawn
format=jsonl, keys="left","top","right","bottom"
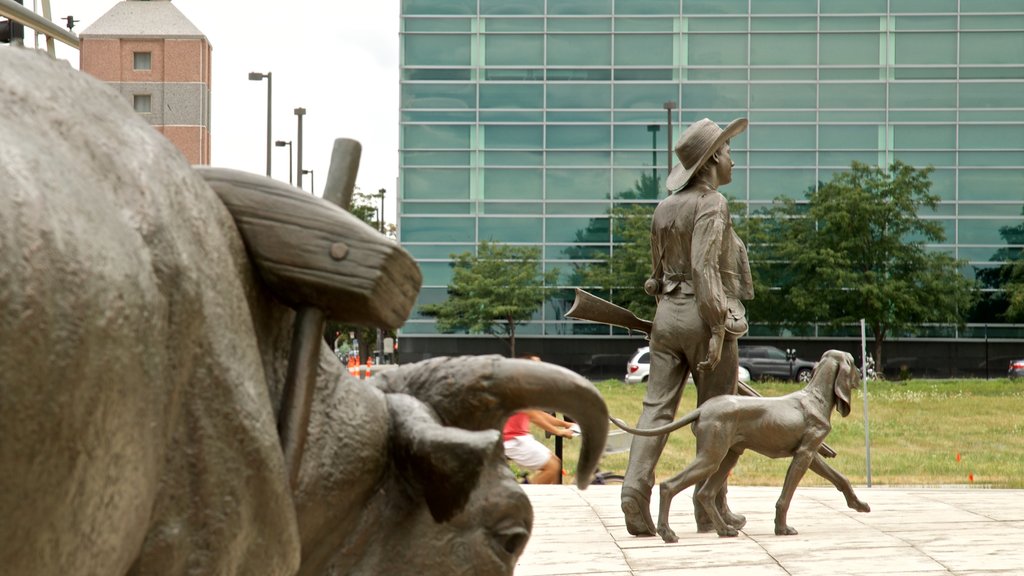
{"left": 542, "top": 377, "right": 1024, "bottom": 489}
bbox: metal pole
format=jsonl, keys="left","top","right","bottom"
{"left": 663, "top": 100, "right": 676, "bottom": 179}
{"left": 377, "top": 188, "right": 386, "bottom": 364}
{"left": 295, "top": 107, "right": 306, "bottom": 189}
{"left": 860, "top": 318, "right": 872, "bottom": 488}
{"left": 265, "top": 73, "right": 272, "bottom": 177}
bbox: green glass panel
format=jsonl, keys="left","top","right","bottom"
{"left": 686, "top": 33, "right": 748, "bottom": 66}
{"left": 959, "top": 151, "right": 1024, "bottom": 167}
{"left": 479, "top": 217, "right": 543, "bottom": 242}
{"left": 820, "top": 33, "right": 882, "bottom": 65}
{"left": 960, "top": 0, "right": 1024, "bottom": 13}
{"left": 959, "top": 67, "right": 1024, "bottom": 80}
{"left": 548, "top": 0, "right": 612, "bottom": 15}
{"left": 960, "top": 219, "right": 1024, "bottom": 244}
{"left": 961, "top": 109, "right": 1024, "bottom": 121}
{"left": 750, "top": 83, "right": 816, "bottom": 109}
{"left": 893, "top": 67, "right": 957, "bottom": 80}
{"left": 547, "top": 125, "right": 611, "bottom": 149}
{"left": 614, "top": 83, "right": 680, "bottom": 109}
{"left": 749, "top": 169, "right": 816, "bottom": 201}
{"left": 483, "top": 18, "right": 544, "bottom": 31}
{"left": 548, "top": 18, "right": 612, "bottom": 32}
{"left": 483, "top": 151, "right": 543, "bottom": 166}
{"left": 748, "top": 151, "right": 816, "bottom": 167}
{"left": 547, "top": 83, "right": 611, "bottom": 108}
{"left": 402, "top": 110, "right": 476, "bottom": 122}
{"left": 479, "top": 83, "right": 542, "bottom": 109}
{"left": 484, "top": 34, "right": 543, "bottom": 66}
{"left": 402, "top": 216, "right": 475, "bottom": 242}
{"left": 959, "top": 202, "right": 1024, "bottom": 217}
{"left": 893, "top": 32, "right": 956, "bottom": 65}
{"left": 961, "top": 125, "right": 1024, "bottom": 149}
{"left": 613, "top": 167, "right": 663, "bottom": 199}
{"left": 961, "top": 15, "right": 1024, "bottom": 30}
{"left": 749, "top": 125, "right": 815, "bottom": 149}
{"left": 890, "top": 0, "right": 957, "bottom": 12}
{"left": 481, "top": 0, "right": 543, "bottom": 15}
{"left": 403, "top": 30, "right": 472, "bottom": 66}
{"left": 403, "top": 69, "right": 473, "bottom": 81}
{"left": 546, "top": 216, "right": 610, "bottom": 242}
{"left": 894, "top": 16, "right": 957, "bottom": 30}
{"left": 819, "top": 83, "right": 885, "bottom": 109}
{"left": 959, "top": 170, "right": 1024, "bottom": 201}
{"left": 404, "top": 18, "right": 472, "bottom": 32}
{"left": 614, "top": 0, "right": 679, "bottom": 15}
{"left": 818, "top": 67, "right": 884, "bottom": 80}
{"left": 681, "top": 83, "right": 747, "bottom": 109}
{"left": 683, "top": 0, "right": 747, "bottom": 15}
{"left": 750, "top": 17, "right": 815, "bottom": 31}
{"left": 402, "top": 83, "right": 475, "bottom": 109}
{"left": 545, "top": 202, "right": 611, "bottom": 215}
{"left": 482, "top": 168, "right": 542, "bottom": 199}
{"left": 614, "top": 151, "right": 666, "bottom": 166}
{"left": 893, "top": 125, "right": 955, "bottom": 149}
{"left": 749, "top": 67, "right": 817, "bottom": 80}
{"left": 401, "top": 202, "right": 472, "bottom": 215}
{"left": 960, "top": 82, "right": 1024, "bottom": 108}
{"left": 687, "top": 17, "right": 747, "bottom": 32}
{"left": 402, "top": 0, "right": 475, "bottom": 16}
{"left": 481, "top": 202, "right": 544, "bottom": 215}
{"left": 403, "top": 125, "right": 471, "bottom": 149}
{"left": 892, "top": 151, "right": 956, "bottom": 167}
{"left": 404, "top": 244, "right": 470, "bottom": 258}
{"left": 687, "top": 68, "right": 748, "bottom": 81}
{"left": 615, "top": 34, "right": 674, "bottom": 66}
{"left": 548, "top": 35, "right": 612, "bottom": 66}
{"left": 546, "top": 169, "right": 611, "bottom": 200}
{"left": 747, "top": 110, "right": 817, "bottom": 122}
{"left": 417, "top": 261, "right": 455, "bottom": 287}
{"left": 479, "top": 110, "right": 545, "bottom": 122}
{"left": 888, "top": 82, "right": 956, "bottom": 108}
{"left": 546, "top": 111, "right": 612, "bottom": 122}
{"left": 820, "top": 17, "right": 883, "bottom": 31}
{"left": 398, "top": 321, "right": 439, "bottom": 335}
{"left": 961, "top": 32, "right": 1024, "bottom": 65}
{"left": 404, "top": 169, "right": 470, "bottom": 200}
{"left": 402, "top": 151, "right": 471, "bottom": 166}
{"left": 547, "top": 151, "right": 611, "bottom": 166}
{"left": 821, "top": 0, "right": 886, "bottom": 13}
{"left": 546, "top": 68, "right": 613, "bottom": 81}
{"left": 614, "top": 110, "right": 676, "bottom": 122}
{"left": 615, "top": 17, "right": 678, "bottom": 31}
{"left": 888, "top": 110, "right": 958, "bottom": 122}
{"left": 615, "top": 69, "right": 676, "bottom": 80}
{"left": 483, "top": 68, "right": 545, "bottom": 81}
{"left": 819, "top": 151, "right": 886, "bottom": 166}
{"left": 483, "top": 125, "right": 542, "bottom": 149}
{"left": 613, "top": 123, "right": 671, "bottom": 149}
{"left": 750, "top": 0, "right": 815, "bottom": 14}
{"left": 750, "top": 34, "right": 816, "bottom": 65}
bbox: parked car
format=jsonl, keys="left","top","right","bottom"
{"left": 1010, "top": 358, "right": 1024, "bottom": 379}
{"left": 739, "top": 345, "right": 816, "bottom": 383}
{"left": 624, "top": 346, "right": 750, "bottom": 385}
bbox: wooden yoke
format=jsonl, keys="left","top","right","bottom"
{"left": 196, "top": 140, "right": 421, "bottom": 488}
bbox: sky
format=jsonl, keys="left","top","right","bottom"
{"left": 40, "top": 0, "right": 400, "bottom": 220}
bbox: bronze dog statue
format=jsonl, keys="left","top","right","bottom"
{"left": 612, "top": 350, "right": 869, "bottom": 542}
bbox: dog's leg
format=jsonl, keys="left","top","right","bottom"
{"left": 809, "top": 454, "right": 870, "bottom": 513}
{"left": 775, "top": 450, "right": 815, "bottom": 536}
{"left": 657, "top": 455, "right": 722, "bottom": 543}
{"left": 701, "top": 450, "right": 744, "bottom": 535}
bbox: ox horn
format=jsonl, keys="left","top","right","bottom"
{"left": 374, "top": 356, "right": 609, "bottom": 488}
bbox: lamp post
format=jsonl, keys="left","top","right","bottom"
{"left": 275, "top": 140, "right": 293, "bottom": 185}
{"left": 663, "top": 100, "right": 676, "bottom": 179}
{"left": 376, "top": 188, "right": 386, "bottom": 364}
{"left": 248, "top": 71, "right": 272, "bottom": 177}
{"left": 646, "top": 124, "right": 660, "bottom": 185}
{"left": 294, "top": 107, "right": 306, "bottom": 189}
{"left": 301, "top": 169, "right": 314, "bottom": 195}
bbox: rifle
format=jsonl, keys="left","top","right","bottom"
{"left": 565, "top": 288, "right": 836, "bottom": 459}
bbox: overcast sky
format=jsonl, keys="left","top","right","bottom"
{"left": 42, "top": 0, "right": 399, "bottom": 218}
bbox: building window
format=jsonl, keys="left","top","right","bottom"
{"left": 133, "top": 94, "right": 152, "bottom": 113}
{"left": 133, "top": 51, "right": 152, "bottom": 70}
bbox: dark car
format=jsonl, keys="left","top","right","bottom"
{"left": 739, "top": 345, "right": 816, "bottom": 383}
{"left": 1010, "top": 358, "right": 1024, "bottom": 379}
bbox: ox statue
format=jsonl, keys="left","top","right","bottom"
{"left": 0, "top": 48, "right": 608, "bottom": 575}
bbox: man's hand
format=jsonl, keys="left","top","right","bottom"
{"left": 697, "top": 327, "right": 725, "bottom": 372}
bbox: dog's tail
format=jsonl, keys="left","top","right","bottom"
{"left": 609, "top": 408, "right": 701, "bottom": 437}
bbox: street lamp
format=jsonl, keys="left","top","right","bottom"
{"left": 294, "top": 107, "right": 306, "bottom": 189}
{"left": 248, "top": 71, "right": 272, "bottom": 177}
{"left": 275, "top": 140, "right": 293, "bottom": 185}
{"left": 301, "top": 169, "right": 314, "bottom": 195}
{"left": 646, "top": 124, "right": 660, "bottom": 184}
{"left": 663, "top": 100, "right": 677, "bottom": 178}
{"left": 376, "top": 188, "right": 386, "bottom": 364}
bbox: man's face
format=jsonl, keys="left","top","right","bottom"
{"left": 715, "top": 142, "right": 734, "bottom": 185}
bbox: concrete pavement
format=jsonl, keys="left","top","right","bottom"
{"left": 517, "top": 485, "right": 1024, "bottom": 575}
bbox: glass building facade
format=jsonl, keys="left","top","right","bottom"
{"left": 398, "top": 0, "right": 1024, "bottom": 342}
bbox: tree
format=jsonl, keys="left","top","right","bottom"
{"left": 420, "top": 241, "right": 558, "bottom": 357}
{"left": 974, "top": 208, "right": 1024, "bottom": 322}
{"left": 755, "top": 161, "right": 977, "bottom": 371}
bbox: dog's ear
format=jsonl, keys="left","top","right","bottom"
{"left": 833, "top": 354, "right": 855, "bottom": 417}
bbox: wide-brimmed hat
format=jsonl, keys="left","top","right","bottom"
{"left": 666, "top": 117, "right": 748, "bottom": 193}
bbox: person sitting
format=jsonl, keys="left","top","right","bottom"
{"left": 502, "top": 409, "right": 575, "bottom": 484}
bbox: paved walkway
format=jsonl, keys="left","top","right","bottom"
{"left": 517, "top": 485, "right": 1024, "bottom": 575}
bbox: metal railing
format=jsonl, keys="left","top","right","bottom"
{"left": 0, "top": 0, "right": 78, "bottom": 57}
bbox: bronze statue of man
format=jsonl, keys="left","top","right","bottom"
{"left": 621, "top": 117, "right": 754, "bottom": 536}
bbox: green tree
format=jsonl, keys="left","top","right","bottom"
{"left": 420, "top": 241, "right": 558, "bottom": 357}
{"left": 755, "top": 161, "right": 977, "bottom": 371}
{"left": 974, "top": 209, "right": 1024, "bottom": 322}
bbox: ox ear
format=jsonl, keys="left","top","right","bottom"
{"left": 833, "top": 353, "right": 855, "bottom": 417}
{"left": 388, "top": 394, "right": 503, "bottom": 523}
